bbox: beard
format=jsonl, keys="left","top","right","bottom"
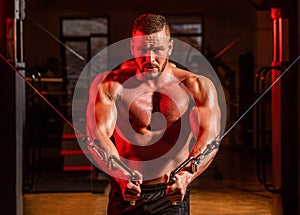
{"left": 136, "top": 58, "right": 168, "bottom": 80}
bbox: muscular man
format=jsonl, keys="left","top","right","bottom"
{"left": 86, "top": 13, "right": 221, "bottom": 215}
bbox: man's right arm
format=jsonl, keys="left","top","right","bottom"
{"left": 94, "top": 81, "right": 120, "bottom": 157}
{"left": 85, "top": 72, "right": 121, "bottom": 172}
{"left": 86, "top": 74, "right": 142, "bottom": 203}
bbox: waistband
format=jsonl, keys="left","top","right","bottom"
{"left": 111, "top": 179, "right": 192, "bottom": 193}
{"left": 110, "top": 179, "right": 167, "bottom": 192}
{"left": 141, "top": 183, "right": 167, "bottom": 192}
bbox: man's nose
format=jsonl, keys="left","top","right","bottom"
{"left": 145, "top": 50, "right": 155, "bottom": 63}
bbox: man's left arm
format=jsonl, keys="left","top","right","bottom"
{"left": 166, "top": 75, "right": 221, "bottom": 202}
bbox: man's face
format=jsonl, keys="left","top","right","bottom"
{"left": 131, "top": 28, "right": 173, "bottom": 80}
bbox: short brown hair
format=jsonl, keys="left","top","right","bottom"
{"left": 132, "top": 13, "right": 170, "bottom": 36}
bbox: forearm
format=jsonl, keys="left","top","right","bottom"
{"left": 87, "top": 139, "right": 135, "bottom": 181}
{"left": 165, "top": 151, "right": 217, "bottom": 203}
{"left": 96, "top": 130, "right": 120, "bottom": 159}
{"left": 188, "top": 148, "right": 218, "bottom": 182}
{"left": 168, "top": 136, "right": 219, "bottom": 187}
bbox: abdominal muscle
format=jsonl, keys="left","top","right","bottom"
{"left": 113, "top": 111, "right": 193, "bottom": 184}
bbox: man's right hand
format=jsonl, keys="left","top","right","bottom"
{"left": 121, "top": 180, "right": 142, "bottom": 202}
{"left": 119, "top": 170, "right": 143, "bottom": 203}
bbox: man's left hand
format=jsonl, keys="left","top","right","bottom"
{"left": 165, "top": 171, "right": 193, "bottom": 203}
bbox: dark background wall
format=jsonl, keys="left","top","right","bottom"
{"left": 24, "top": 0, "right": 259, "bottom": 72}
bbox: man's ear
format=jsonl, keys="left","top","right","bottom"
{"left": 130, "top": 38, "right": 134, "bottom": 56}
{"left": 168, "top": 39, "right": 174, "bottom": 56}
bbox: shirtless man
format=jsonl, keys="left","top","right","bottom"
{"left": 86, "top": 13, "right": 221, "bottom": 215}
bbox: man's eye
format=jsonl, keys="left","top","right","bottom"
{"left": 137, "top": 48, "right": 146, "bottom": 53}
{"left": 154, "top": 48, "right": 164, "bottom": 53}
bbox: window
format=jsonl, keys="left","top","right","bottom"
{"left": 60, "top": 17, "right": 109, "bottom": 116}
{"left": 168, "top": 15, "right": 204, "bottom": 52}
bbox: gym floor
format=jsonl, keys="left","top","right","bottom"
{"left": 24, "top": 144, "right": 273, "bottom": 214}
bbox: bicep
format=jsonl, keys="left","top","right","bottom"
{"left": 187, "top": 76, "right": 221, "bottom": 141}
{"left": 95, "top": 90, "right": 117, "bottom": 138}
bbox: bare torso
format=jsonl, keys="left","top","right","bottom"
{"left": 109, "top": 64, "right": 197, "bottom": 184}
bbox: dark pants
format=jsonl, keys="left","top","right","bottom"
{"left": 107, "top": 180, "right": 191, "bottom": 215}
